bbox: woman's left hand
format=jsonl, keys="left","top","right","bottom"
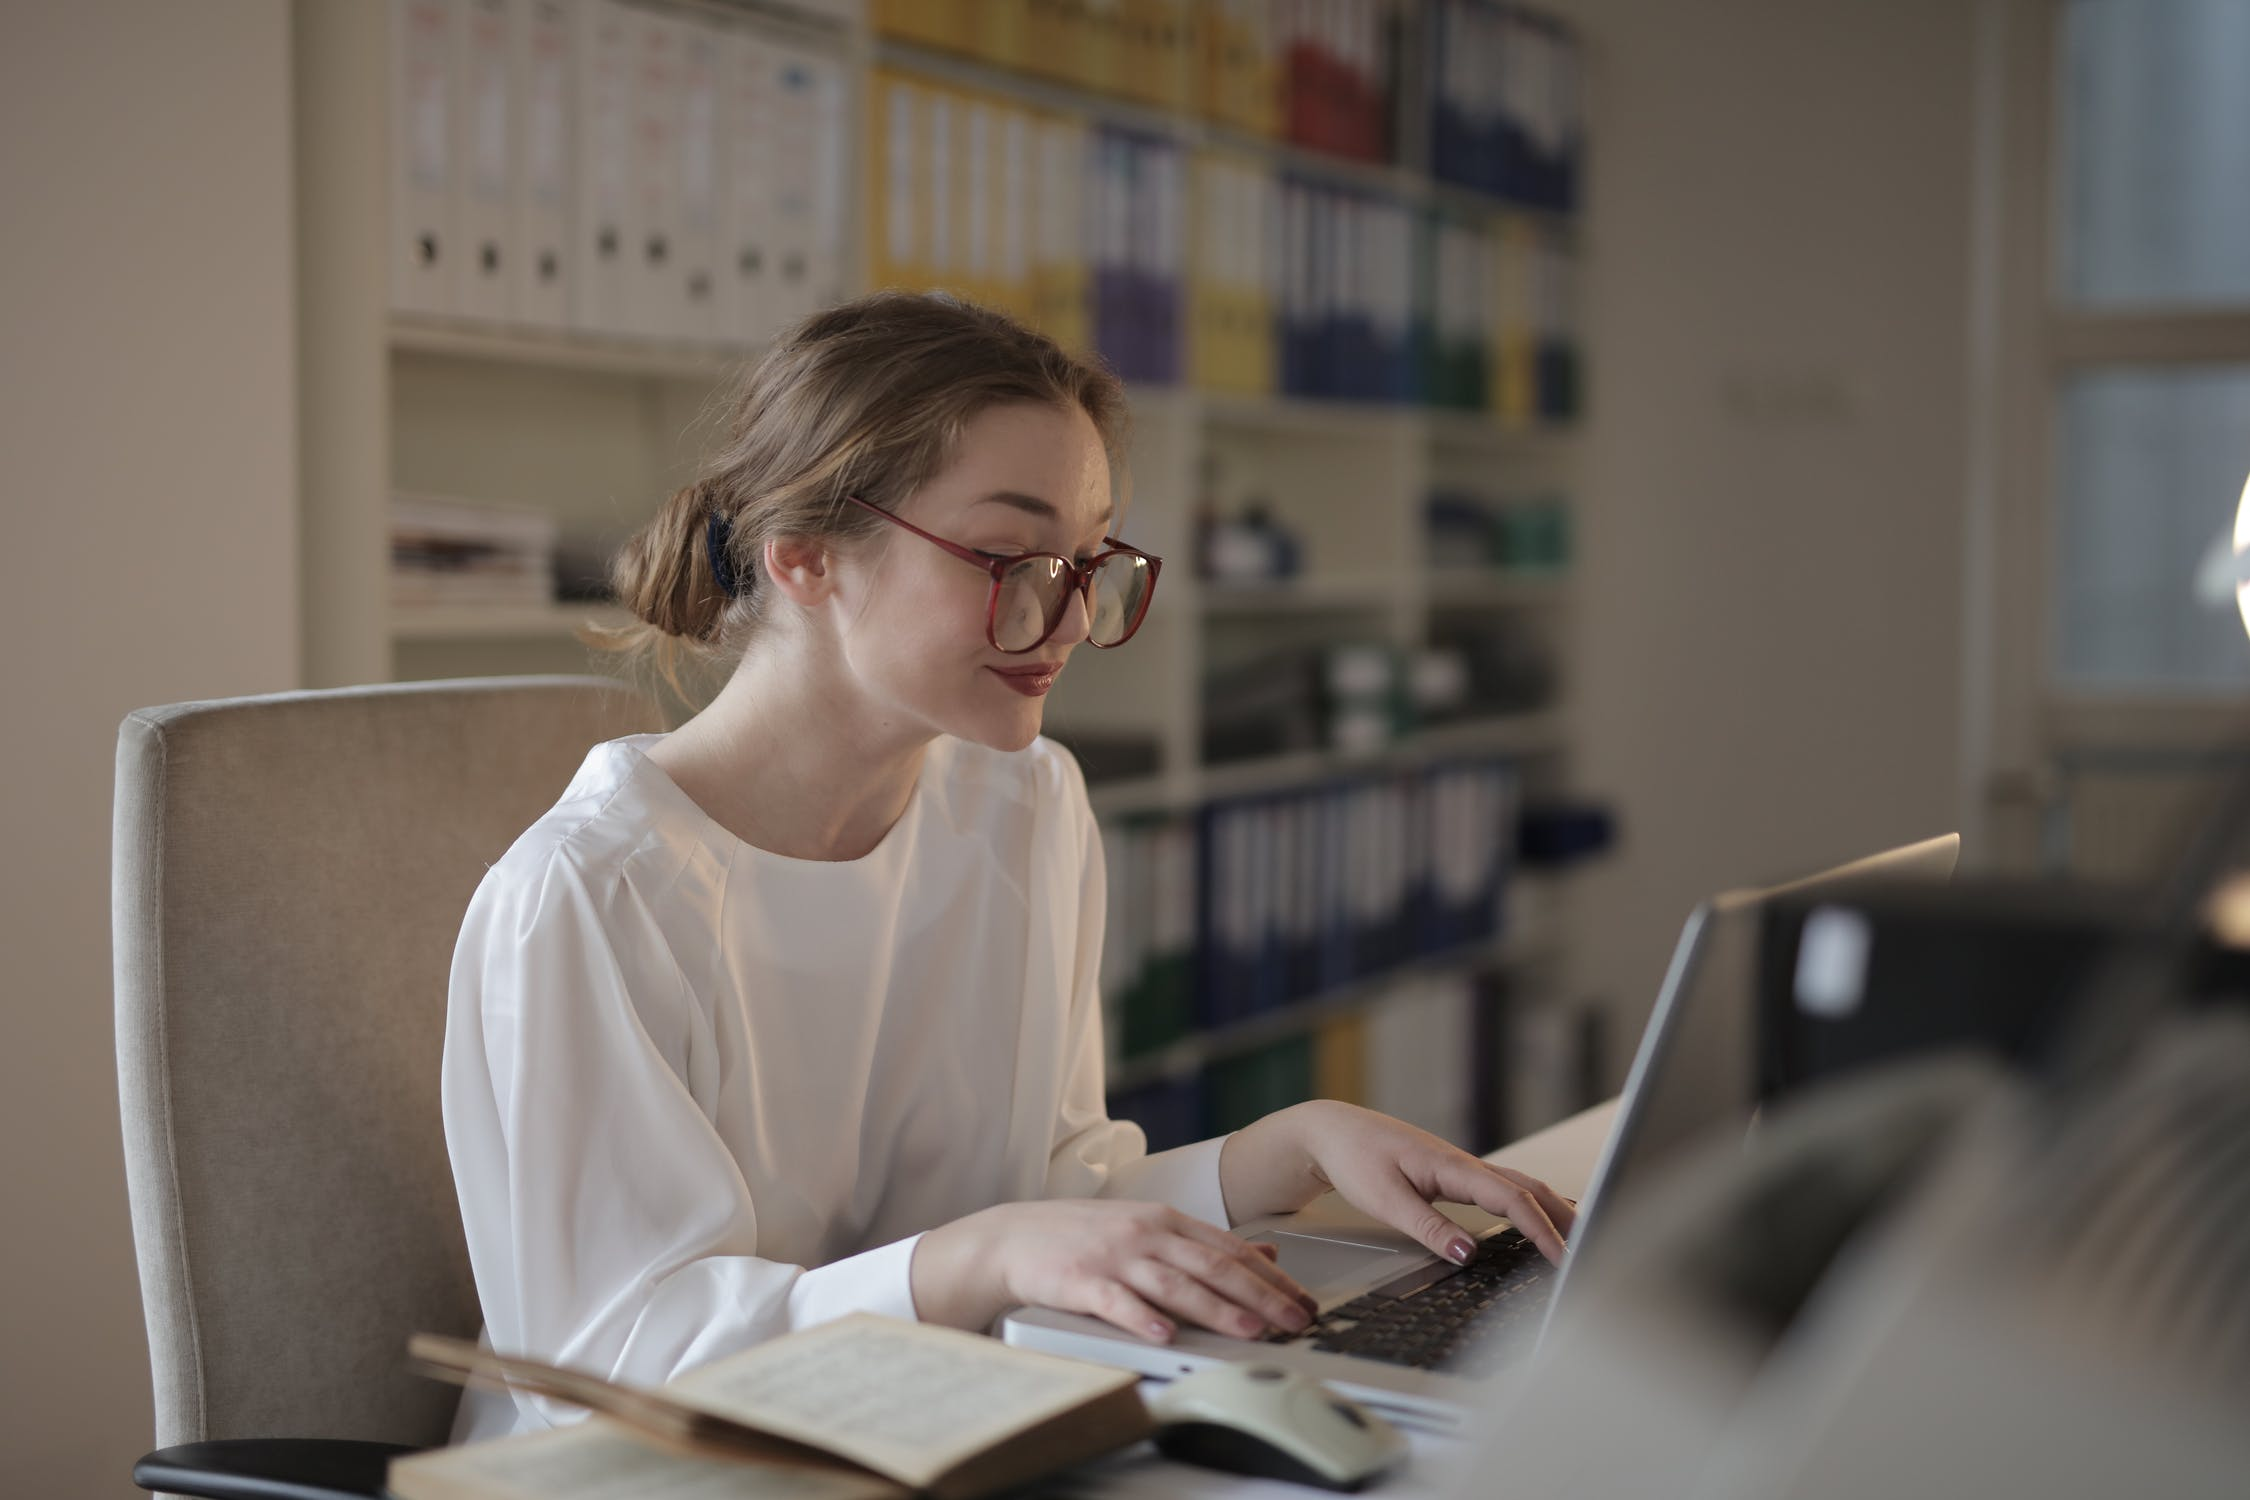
{"left": 1219, "top": 1100, "right": 1579, "bottom": 1266}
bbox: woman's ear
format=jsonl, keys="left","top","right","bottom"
{"left": 761, "top": 534, "right": 835, "bottom": 608}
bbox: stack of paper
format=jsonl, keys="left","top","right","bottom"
{"left": 390, "top": 493, "right": 559, "bottom": 608}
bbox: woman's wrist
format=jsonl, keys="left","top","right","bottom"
{"left": 1218, "top": 1100, "right": 1342, "bottom": 1224}
{"left": 908, "top": 1207, "right": 1005, "bottom": 1330}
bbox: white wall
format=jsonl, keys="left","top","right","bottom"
{"left": 0, "top": 4, "right": 298, "bottom": 1495}
{"left": 1554, "top": 0, "right": 1977, "bottom": 1073}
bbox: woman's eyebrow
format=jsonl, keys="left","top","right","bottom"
{"left": 975, "top": 490, "right": 1116, "bottom": 532}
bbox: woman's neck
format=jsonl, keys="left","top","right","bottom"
{"left": 646, "top": 638, "right": 931, "bottom": 862}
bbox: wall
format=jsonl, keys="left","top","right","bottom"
{"left": 0, "top": 3, "right": 298, "bottom": 1494}
{"left": 1551, "top": 0, "right": 1977, "bottom": 1074}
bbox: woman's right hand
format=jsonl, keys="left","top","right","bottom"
{"left": 910, "top": 1198, "right": 1319, "bottom": 1344}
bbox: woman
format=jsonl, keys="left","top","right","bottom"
{"left": 442, "top": 292, "right": 1575, "bottom": 1440}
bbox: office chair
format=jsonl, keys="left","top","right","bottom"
{"left": 113, "top": 676, "right": 665, "bottom": 1500}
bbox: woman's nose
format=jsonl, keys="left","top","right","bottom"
{"left": 1048, "top": 579, "right": 1093, "bottom": 649}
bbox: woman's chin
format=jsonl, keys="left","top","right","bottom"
{"left": 961, "top": 702, "right": 1046, "bottom": 754}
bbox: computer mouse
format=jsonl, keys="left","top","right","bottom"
{"left": 1147, "top": 1362, "right": 1408, "bottom": 1492}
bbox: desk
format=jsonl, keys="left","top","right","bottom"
{"left": 1046, "top": 1098, "right": 1622, "bottom": 1499}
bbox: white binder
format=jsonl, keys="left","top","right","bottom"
{"left": 390, "top": 0, "right": 459, "bottom": 318}
{"left": 454, "top": 0, "right": 514, "bottom": 323}
{"left": 999, "top": 104, "right": 1031, "bottom": 314}
{"left": 924, "top": 83, "right": 955, "bottom": 294}
{"left": 804, "top": 51, "right": 848, "bottom": 318}
{"left": 722, "top": 31, "right": 779, "bottom": 346}
{"left": 570, "top": 0, "right": 635, "bottom": 336}
{"left": 765, "top": 46, "right": 843, "bottom": 328}
{"left": 674, "top": 8, "right": 727, "bottom": 345}
{"left": 625, "top": 6, "right": 684, "bottom": 342}
{"left": 508, "top": 0, "right": 573, "bottom": 331}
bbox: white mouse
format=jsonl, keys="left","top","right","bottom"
{"left": 1147, "top": 1362, "right": 1409, "bottom": 1492}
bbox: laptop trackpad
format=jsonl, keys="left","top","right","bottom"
{"left": 1245, "top": 1231, "right": 1417, "bottom": 1293}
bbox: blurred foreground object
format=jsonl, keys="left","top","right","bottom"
{"left": 1458, "top": 1019, "right": 2250, "bottom": 1497}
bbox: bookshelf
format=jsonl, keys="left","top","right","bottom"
{"left": 299, "top": 0, "right": 1595, "bottom": 1149}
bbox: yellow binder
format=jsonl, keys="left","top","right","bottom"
{"left": 871, "top": 0, "right": 957, "bottom": 50}
{"left": 864, "top": 70, "right": 926, "bottom": 292}
{"left": 1315, "top": 1013, "right": 1369, "bottom": 1108}
{"left": 991, "top": 99, "right": 1037, "bottom": 321}
{"left": 972, "top": 0, "right": 1031, "bottom": 71}
{"left": 1492, "top": 218, "right": 1537, "bottom": 429}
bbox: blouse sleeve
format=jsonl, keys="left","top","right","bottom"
{"left": 1039, "top": 788, "right": 1235, "bottom": 1229}
{"left": 441, "top": 849, "right": 921, "bottom": 1431}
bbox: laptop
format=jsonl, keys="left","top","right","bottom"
{"left": 1002, "top": 834, "right": 1962, "bottom": 1432}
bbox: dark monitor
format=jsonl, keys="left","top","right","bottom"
{"left": 1755, "top": 879, "right": 2142, "bottom": 1103}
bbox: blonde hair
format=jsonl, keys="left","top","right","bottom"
{"left": 599, "top": 292, "right": 1131, "bottom": 697}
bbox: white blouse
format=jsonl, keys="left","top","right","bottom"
{"left": 441, "top": 732, "right": 1230, "bottom": 1441}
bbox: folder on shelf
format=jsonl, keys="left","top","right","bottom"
{"left": 728, "top": 32, "right": 782, "bottom": 341}
{"left": 454, "top": 0, "right": 514, "bottom": 324}
{"left": 673, "top": 9, "right": 727, "bottom": 345}
{"left": 1089, "top": 127, "right": 1128, "bottom": 376}
{"left": 801, "top": 49, "right": 851, "bottom": 320}
{"left": 971, "top": 0, "right": 1031, "bottom": 71}
{"left": 507, "top": 0, "right": 573, "bottom": 332}
{"left": 390, "top": 0, "right": 459, "bottom": 319}
{"left": 624, "top": 6, "right": 684, "bottom": 342}
{"left": 1378, "top": 198, "right": 1415, "bottom": 403}
{"left": 1535, "top": 228, "right": 1580, "bottom": 422}
{"left": 1204, "top": 0, "right": 1281, "bottom": 137}
{"left": 764, "top": 43, "right": 844, "bottom": 330}
{"left": 570, "top": 0, "right": 635, "bottom": 337}
{"left": 962, "top": 92, "right": 998, "bottom": 311}
{"left": 1314, "top": 1013, "right": 1369, "bottom": 1108}
{"left": 925, "top": 82, "right": 959, "bottom": 296}
{"left": 865, "top": 68, "right": 921, "bottom": 293}
{"left": 996, "top": 100, "right": 1036, "bottom": 322}
{"left": 1077, "top": 0, "right": 1122, "bottom": 96}
{"left": 1493, "top": 217, "right": 1536, "bottom": 427}
{"left": 1189, "top": 153, "right": 1228, "bottom": 392}
{"left": 1147, "top": 137, "right": 1186, "bottom": 384}
{"left": 871, "top": 0, "right": 960, "bottom": 51}
{"left": 1366, "top": 976, "right": 1477, "bottom": 1145}
{"left": 1033, "top": 114, "right": 1090, "bottom": 352}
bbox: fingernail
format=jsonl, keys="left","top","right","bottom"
{"left": 1148, "top": 1320, "right": 1173, "bottom": 1342}
{"left": 1447, "top": 1238, "right": 1475, "bottom": 1265}
{"left": 1283, "top": 1307, "right": 1312, "bottom": 1332}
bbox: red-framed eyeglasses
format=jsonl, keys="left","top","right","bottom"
{"left": 844, "top": 494, "right": 1162, "bottom": 654}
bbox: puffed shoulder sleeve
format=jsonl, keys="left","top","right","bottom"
{"left": 1037, "top": 765, "right": 1233, "bottom": 1228}
{"left": 441, "top": 849, "right": 920, "bottom": 1432}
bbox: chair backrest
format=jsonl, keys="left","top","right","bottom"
{"left": 113, "top": 676, "right": 665, "bottom": 1449}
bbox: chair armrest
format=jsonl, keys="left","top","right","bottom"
{"left": 133, "top": 1438, "right": 423, "bottom": 1500}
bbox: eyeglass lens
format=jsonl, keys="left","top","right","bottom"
{"left": 992, "top": 553, "right": 1152, "bottom": 651}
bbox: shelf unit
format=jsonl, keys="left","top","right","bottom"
{"left": 297, "top": 1, "right": 1592, "bottom": 1143}
{"left": 1107, "top": 932, "right": 1561, "bottom": 1093}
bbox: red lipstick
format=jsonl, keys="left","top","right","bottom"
{"left": 987, "top": 662, "right": 1063, "bottom": 697}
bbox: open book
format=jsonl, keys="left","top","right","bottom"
{"left": 389, "top": 1314, "right": 1154, "bottom": 1500}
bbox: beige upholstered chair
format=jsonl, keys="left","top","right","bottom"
{"left": 113, "top": 676, "right": 665, "bottom": 1500}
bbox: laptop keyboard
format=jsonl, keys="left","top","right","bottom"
{"left": 1276, "top": 1230, "right": 1552, "bottom": 1377}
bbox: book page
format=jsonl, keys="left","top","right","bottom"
{"left": 669, "top": 1315, "right": 1138, "bottom": 1489}
{"left": 388, "top": 1420, "right": 901, "bottom": 1500}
